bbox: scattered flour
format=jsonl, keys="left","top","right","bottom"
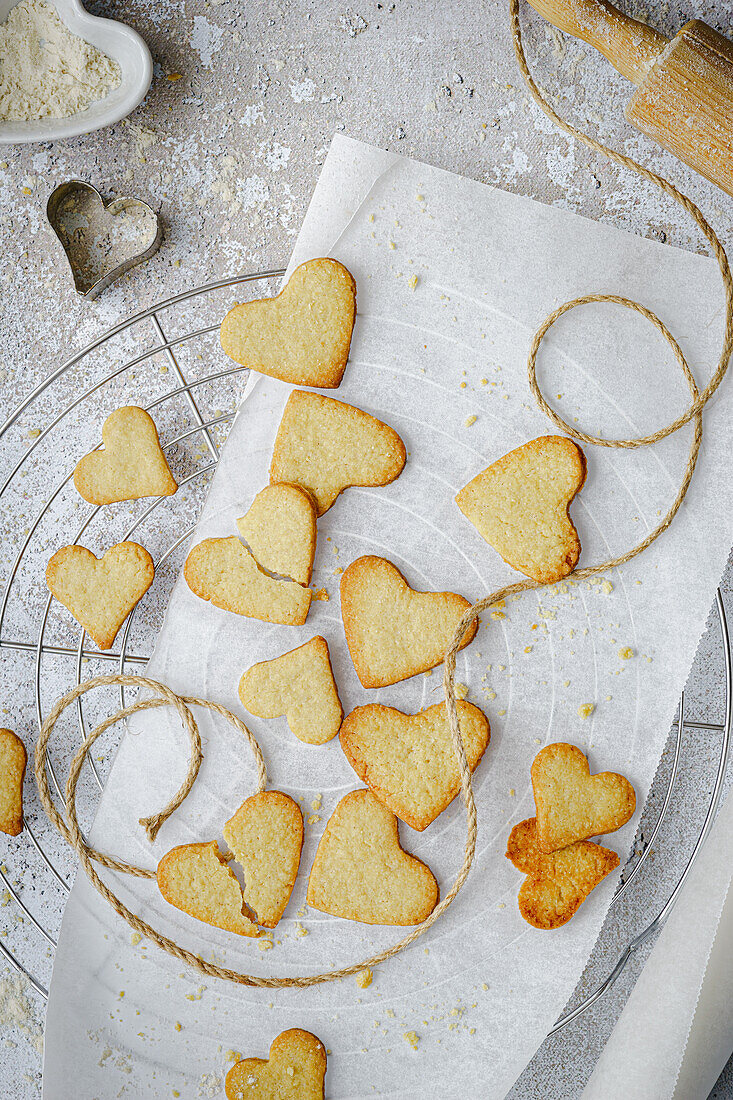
{"left": 191, "top": 14, "right": 225, "bottom": 69}
{"left": 289, "top": 77, "right": 315, "bottom": 103}
{"left": 0, "top": 972, "right": 43, "bottom": 1055}
{"left": 0, "top": 0, "right": 120, "bottom": 121}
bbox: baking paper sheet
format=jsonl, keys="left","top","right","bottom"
{"left": 43, "top": 135, "right": 733, "bottom": 1098}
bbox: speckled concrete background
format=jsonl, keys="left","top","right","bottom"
{"left": 1, "top": 1, "right": 733, "bottom": 1096}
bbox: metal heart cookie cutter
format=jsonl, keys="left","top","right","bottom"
{"left": 46, "top": 179, "right": 163, "bottom": 300}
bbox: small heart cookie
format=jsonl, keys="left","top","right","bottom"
{"left": 340, "top": 700, "right": 490, "bottom": 830}
{"left": 531, "top": 743, "right": 636, "bottom": 853}
{"left": 270, "top": 390, "right": 406, "bottom": 515}
{"left": 238, "top": 636, "right": 343, "bottom": 745}
{"left": 225, "top": 1029, "right": 327, "bottom": 1100}
{"left": 340, "top": 556, "right": 478, "bottom": 687}
{"left": 184, "top": 537, "right": 311, "bottom": 625}
{"left": 306, "top": 789, "right": 439, "bottom": 925}
{"left": 220, "top": 257, "right": 356, "bottom": 389}
{"left": 506, "top": 817, "right": 619, "bottom": 929}
{"left": 456, "top": 435, "right": 586, "bottom": 584}
{"left": 46, "top": 542, "right": 155, "bottom": 650}
{"left": 236, "top": 483, "right": 317, "bottom": 586}
{"left": 73, "top": 406, "right": 178, "bottom": 505}
{"left": 0, "top": 729, "right": 26, "bottom": 837}
{"left": 222, "top": 791, "right": 303, "bottom": 928}
{"left": 157, "top": 841, "right": 260, "bottom": 937}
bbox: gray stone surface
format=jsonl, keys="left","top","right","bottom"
{"left": 1, "top": 0, "right": 733, "bottom": 1096}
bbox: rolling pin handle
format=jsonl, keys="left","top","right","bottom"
{"left": 524, "top": 0, "right": 668, "bottom": 85}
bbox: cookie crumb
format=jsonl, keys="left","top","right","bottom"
{"left": 618, "top": 646, "right": 634, "bottom": 659}
{"left": 294, "top": 922, "right": 309, "bottom": 937}
{"left": 577, "top": 703, "right": 595, "bottom": 719}
{"left": 408, "top": 275, "right": 418, "bottom": 290}
{"left": 130, "top": 932, "right": 142, "bottom": 946}
{"left": 464, "top": 415, "right": 477, "bottom": 427}
{"left": 454, "top": 681, "right": 469, "bottom": 700}
{"left": 601, "top": 580, "right": 613, "bottom": 594}
{"left": 313, "top": 588, "right": 329, "bottom": 601}
{"left": 355, "top": 968, "right": 373, "bottom": 988}
{"left": 403, "top": 1031, "right": 419, "bottom": 1050}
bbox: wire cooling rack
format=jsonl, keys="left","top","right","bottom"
{"left": 0, "top": 270, "right": 730, "bottom": 1037}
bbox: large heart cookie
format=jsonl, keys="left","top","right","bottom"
{"left": 220, "top": 257, "right": 356, "bottom": 388}
{"left": 506, "top": 818, "right": 619, "bottom": 929}
{"left": 222, "top": 791, "right": 303, "bottom": 928}
{"left": 340, "top": 556, "right": 478, "bottom": 687}
{"left": 340, "top": 700, "right": 490, "bottom": 830}
{"left": 236, "top": 483, "right": 316, "bottom": 586}
{"left": 0, "top": 729, "right": 26, "bottom": 837}
{"left": 73, "top": 406, "right": 177, "bottom": 505}
{"left": 531, "top": 743, "right": 636, "bottom": 853}
{"left": 225, "top": 1029, "right": 327, "bottom": 1100}
{"left": 270, "top": 390, "right": 406, "bottom": 515}
{"left": 157, "top": 841, "right": 260, "bottom": 937}
{"left": 184, "top": 537, "right": 311, "bottom": 625}
{"left": 46, "top": 541, "right": 155, "bottom": 650}
{"left": 306, "top": 789, "right": 439, "bottom": 925}
{"left": 456, "top": 435, "right": 586, "bottom": 584}
{"left": 238, "top": 636, "right": 343, "bottom": 746}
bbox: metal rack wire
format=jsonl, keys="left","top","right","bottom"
{"left": 0, "top": 269, "right": 730, "bottom": 1034}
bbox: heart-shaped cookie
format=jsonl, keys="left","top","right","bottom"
{"left": 340, "top": 700, "right": 490, "bottom": 830}
{"left": 220, "top": 257, "right": 356, "bottom": 388}
{"left": 340, "top": 556, "right": 478, "bottom": 687}
{"left": 157, "top": 841, "right": 260, "bottom": 937}
{"left": 506, "top": 817, "right": 619, "bottom": 929}
{"left": 306, "top": 789, "right": 439, "bottom": 925}
{"left": 45, "top": 541, "right": 155, "bottom": 650}
{"left": 222, "top": 791, "right": 303, "bottom": 928}
{"left": 0, "top": 729, "right": 26, "bottom": 837}
{"left": 236, "top": 483, "right": 316, "bottom": 586}
{"left": 73, "top": 406, "right": 178, "bottom": 505}
{"left": 225, "top": 1029, "right": 327, "bottom": 1100}
{"left": 270, "top": 390, "right": 406, "bottom": 515}
{"left": 238, "top": 636, "right": 343, "bottom": 745}
{"left": 531, "top": 742, "right": 636, "bottom": 853}
{"left": 184, "top": 537, "right": 311, "bottom": 625}
{"left": 456, "top": 435, "right": 586, "bottom": 584}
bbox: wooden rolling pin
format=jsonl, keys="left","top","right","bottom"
{"left": 526, "top": 0, "right": 733, "bottom": 197}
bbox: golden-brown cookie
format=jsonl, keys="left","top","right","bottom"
{"left": 225, "top": 1029, "right": 327, "bottom": 1100}
{"left": 184, "top": 537, "right": 311, "bottom": 625}
{"left": 340, "top": 556, "right": 477, "bottom": 687}
{"left": 157, "top": 841, "right": 260, "bottom": 937}
{"left": 0, "top": 730, "right": 26, "bottom": 837}
{"left": 269, "top": 390, "right": 406, "bottom": 515}
{"left": 455, "top": 435, "right": 586, "bottom": 583}
{"left": 73, "top": 406, "right": 178, "bottom": 504}
{"left": 306, "top": 789, "right": 439, "bottom": 925}
{"left": 238, "top": 637, "right": 343, "bottom": 745}
{"left": 45, "top": 542, "right": 155, "bottom": 650}
{"left": 531, "top": 742, "right": 636, "bottom": 853}
{"left": 340, "top": 701, "right": 490, "bottom": 830}
{"left": 236, "top": 483, "right": 317, "bottom": 586}
{"left": 222, "top": 791, "right": 303, "bottom": 928}
{"left": 220, "top": 257, "right": 356, "bottom": 389}
{"left": 506, "top": 817, "right": 619, "bottom": 929}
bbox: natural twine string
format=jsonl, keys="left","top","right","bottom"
{"left": 35, "top": 1, "right": 733, "bottom": 987}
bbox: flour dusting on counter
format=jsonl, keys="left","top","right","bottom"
{"left": 0, "top": 0, "right": 120, "bottom": 121}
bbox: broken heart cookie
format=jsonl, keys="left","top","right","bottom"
{"left": 73, "top": 406, "right": 178, "bottom": 505}
{"left": 270, "top": 390, "right": 406, "bottom": 515}
{"left": 340, "top": 701, "right": 490, "bottom": 830}
{"left": 220, "top": 257, "right": 356, "bottom": 389}
{"left": 455, "top": 435, "right": 586, "bottom": 584}
{"left": 238, "top": 636, "right": 343, "bottom": 745}
{"left": 531, "top": 742, "right": 635, "bottom": 853}
{"left": 222, "top": 791, "right": 303, "bottom": 928}
{"left": 506, "top": 817, "right": 619, "bottom": 929}
{"left": 157, "top": 841, "right": 260, "bottom": 937}
{"left": 306, "top": 789, "right": 439, "bottom": 925}
{"left": 236, "top": 483, "right": 317, "bottom": 586}
{"left": 225, "top": 1028, "right": 327, "bottom": 1100}
{"left": 0, "top": 730, "right": 26, "bottom": 837}
{"left": 340, "top": 556, "right": 477, "bottom": 687}
{"left": 184, "top": 537, "right": 311, "bottom": 625}
{"left": 46, "top": 542, "right": 155, "bottom": 650}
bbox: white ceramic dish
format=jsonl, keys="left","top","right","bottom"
{"left": 0, "top": 0, "right": 151, "bottom": 144}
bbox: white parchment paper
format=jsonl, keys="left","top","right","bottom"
{"left": 43, "top": 136, "right": 733, "bottom": 1099}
